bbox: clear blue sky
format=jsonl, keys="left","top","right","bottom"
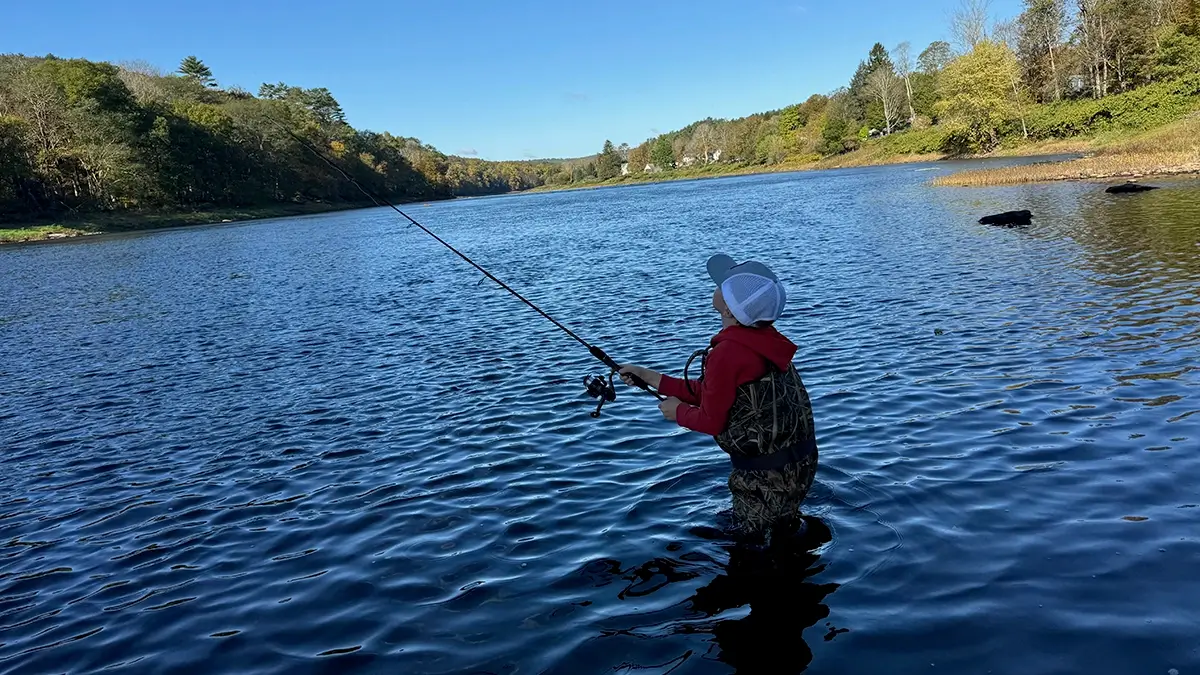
{"left": 5, "top": 0, "right": 1022, "bottom": 161}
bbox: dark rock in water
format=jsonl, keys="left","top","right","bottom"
{"left": 1106, "top": 182, "right": 1159, "bottom": 194}
{"left": 979, "top": 209, "right": 1033, "bottom": 226}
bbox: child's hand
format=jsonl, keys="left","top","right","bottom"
{"left": 619, "top": 365, "right": 661, "bottom": 389}
{"left": 659, "top": 397, "right": 682, "bottom": 421}
{"left": 618, "top": 365, "right": 648, "bottom": 386}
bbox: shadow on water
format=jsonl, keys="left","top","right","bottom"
{"left": 689, "top": 517, "right": 839, "bottom": 674}
{"left": 564, "top": 515, "right": 838, "bottom": 675}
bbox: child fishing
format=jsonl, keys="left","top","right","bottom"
{"left": 620, "top": 254, "right": 819, "bottom": 544}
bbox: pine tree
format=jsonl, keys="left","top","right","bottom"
{"left": 596, "top": 140, "right": 622, "bottom": 179}
{"left": 178, "top": 56, "right": 215, "bottom": 87}
{"left": 847, "top": 43, "right": 896, "bottom": 124}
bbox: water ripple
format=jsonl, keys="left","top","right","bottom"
{"left": 2, "top": 166, "right": 1199, "bottom": 674}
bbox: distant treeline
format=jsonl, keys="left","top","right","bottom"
{"left": 0, "top": 55, "right": 562, "bottom": 221}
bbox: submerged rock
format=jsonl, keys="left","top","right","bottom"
{"left": 1106, "top": 182, "right": 1159, "bottom": 194}
{"left": 979, "top": 209, "right": 1033, "bottom": 226}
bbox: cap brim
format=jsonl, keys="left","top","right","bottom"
{"left": 707, "top": 254, "right": 737, "bottom": 285}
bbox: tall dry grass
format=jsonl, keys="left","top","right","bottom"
{"left": 933, "top": 115, "right": 1200, "bottom": 187}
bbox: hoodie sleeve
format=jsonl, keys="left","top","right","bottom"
{"left": 657, "top": 374, "right": 702, "bottom": 405}
{"left": 674, "top": 342, "right": 756, "bottom": 436}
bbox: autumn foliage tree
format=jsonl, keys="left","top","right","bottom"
{"left": 935, "top": 40, "right": 1022, "bottom": 153}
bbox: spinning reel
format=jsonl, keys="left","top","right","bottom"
{"left": 581, "top": 346, "right": 663, "bottom": 418}
{"left": 584, "top": 371, "right": 619, "bottom": 418}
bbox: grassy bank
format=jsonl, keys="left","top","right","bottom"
{"left": 527, "top": 132, "right": 1099, "bottom": 195}
{"left": 0, "top": 225, "right": 93, "bottom": 243}
{"left": 540, "top": 75, "right": 1200, "bottom": 192}
{"left": 0, "top": 201, "right": 378, "bottom": 245}
{"left": 933, "top": 115, "right": 1200, "bottom": 187}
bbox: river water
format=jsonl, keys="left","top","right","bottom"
{"left": 2, "top": 161, "right": 1199, "bottom": 674}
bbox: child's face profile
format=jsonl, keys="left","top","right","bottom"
{"left": 713, "top": 289, "right": 734, "bottom": 323}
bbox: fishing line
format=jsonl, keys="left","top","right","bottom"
{"left": 270, "top": 119, "right": 664, "bottom": 414}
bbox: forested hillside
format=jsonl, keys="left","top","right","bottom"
{"left": 0, "top": 56, "right": 561, "bottom": 221}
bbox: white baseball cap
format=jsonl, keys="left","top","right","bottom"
{"left": 707, "top": 253, "right": 787, "bottom": 326}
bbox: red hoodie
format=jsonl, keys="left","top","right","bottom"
{"left": 657, "top": 324, "right": 798, "bottom": 437}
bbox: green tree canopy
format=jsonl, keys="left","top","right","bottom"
{"left": 259, "top": 82, "right": 346, "bottom": 125}
{"left": 935, "top": 40, "right": 1021, "bottom": 154}
{"left": 847, "top": 43, "right": 896, "bottom": 125}
{"left": 595, "top": 139, "right": 621, "bottom": 179}
{"left": 649, "top": 137, "right": 674, "bottom": 168}
{"left": 1155, "top": 28, "right": 1200, "bottom": 80}
{"left": 178, "top": 56, "right": 215, "bottom": 87}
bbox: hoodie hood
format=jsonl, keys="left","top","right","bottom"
{"left": 712, "top": 324, "right": 796, "bottom": 371}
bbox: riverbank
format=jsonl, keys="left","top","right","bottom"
{"left": 528, "top": 135, "right": 1090, "bottom": 195}
{"left": 6, "top": 115, "right": 1196, "bottom": 245}
{"left": 0, "top": 201, "right": 380, "bottom": 245}
{"left": 933, "top": 115, "right": 1200, "bottom": 187}
{"left": 529, "top": 114, "right": 1197, "bottom": 195}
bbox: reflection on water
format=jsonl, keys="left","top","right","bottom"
{"left": 1, "top": 164, "right": 1198, "bottom": 674}
{"left": 557, "top": 516, "right": 837, "bottom": 675}
{"left": 690, "top": 518, "right": 838, "bottom": 674}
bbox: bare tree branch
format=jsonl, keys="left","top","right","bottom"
{"left": 891, "top": 42, "right": 917, "bottom": 126}
{"left": 951, "top": 0, "right": 992, "bottom": 52}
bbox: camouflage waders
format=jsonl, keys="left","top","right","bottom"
{"left": 691, "top": 349, "right": 819, "bottom": 541}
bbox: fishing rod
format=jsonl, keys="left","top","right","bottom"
{"left": 271, "top": 119, "right": 663, "bottom": 416}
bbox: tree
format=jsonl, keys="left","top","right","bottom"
{"left": 892, "top": 42, "right": 917, "bottom": 125}
{"left": 627, "top": 142, "right": 649, "bottom": 174}
{"left": 116, "top": 60, "right": 169, "bottom": 104}
{"left": 596, "top": 139, "right": 621, "bottom": 180}
{"left": 994, "top": 20, "right": 1031, "bottom": 138}
{"left": 1017, "top": 0, "right": 1067, "bottom": 101}
{"left": 909, "top": 71, "right": 940, "bottom": 122}
{"left": 650, "top": 137, "right": 674, "bottom": 169}
{"left": 671, "top": 134, "right": 690, "bottom": 164}
{"left": 1155, "top": 27, "right": 1200, "bottom": 79}
{"left": 1070, "top": 0, "right": 1156, "bottom": 97}
{"left": 712, "top": 123, "right": 734, "bottom": 161}
{"left": 1111, "top": 2, "right": 1159, "bottom": 90}
{"left": 797, "top": 94, "right": 829, "bottom": 124}
{"left": 778, "top": 105, "right": 803, "bottom": 134}
{"left": 755, "top": 134, "right": 786, "bottom": 164}
{"left": 847, "top": 43, "right": 895, "bottom": 124}
{"left": 0, "top": 116, "right": 33, "bottom": 211}
{"left": 304, "top": 87, "right": 347, "bottom": 125}
{"left": 951, "top": 0, "right": 993, "bottom": 52}
{"left": 258, "top": 83, "right": 347, "bottom": 125}
{"left": 935, "top": 40, "right": 1021, "bottom": 154}
{"left": 690, "top": 122, "right": 717, "bottom": 162}
{"left": 177, "top": 56, "right": 215, "bottom": 88}
{"left": 919, "top": 41, "right": 954, "bottom": 73}
{"left": 819, "top": 90, "right": 856, "bottom": 155}
{"left": 866, "top": 67, "right": 905, "bottom": 133}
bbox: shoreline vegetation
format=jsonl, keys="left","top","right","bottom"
{"left": 0, "top": 201, "right": 379, "bottom": 243}
{"left": 4, "top": 1, "right": 1200, "bottom": 243}
{"left": 933, "top": 113, "right": 1200, "bottom": 186}
{"left": 5, "top": 115, "right": 1196, "bottom": 244}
